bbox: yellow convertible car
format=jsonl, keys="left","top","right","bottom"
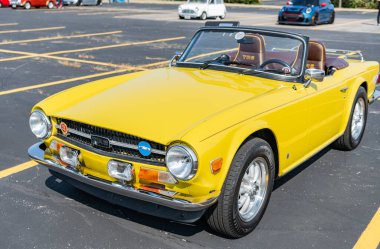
{"left": 28, "top": 22, "right": 380, "bottom": 238}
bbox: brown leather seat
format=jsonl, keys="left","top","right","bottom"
{"left": 233, "top": 34, "right": 265, "bottom": 67}
{"left": 307, "top": 40, "right": 326, "bottom": 70}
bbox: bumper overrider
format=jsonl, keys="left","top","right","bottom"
{"left": 28, "top": 142, "right": 217, "bottom": 222}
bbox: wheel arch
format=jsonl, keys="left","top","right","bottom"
{"left": 239, "top": 128, "right": 279, "bottom": 178}
{"left": 339, "top": 77, "right": 368, "bottom": 134}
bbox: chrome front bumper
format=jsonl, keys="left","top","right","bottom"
{"left": 28, "top": 142, "right": 217, "bottom": 213}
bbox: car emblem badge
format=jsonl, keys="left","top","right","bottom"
{"left": 138, "top": 141, "right": 152, "bottom": 156}
{"left": 91, "top": 135, "right": 110, "bottom": 149}
{"left": 60, "top": 122, "right": 69, "bottom": 136}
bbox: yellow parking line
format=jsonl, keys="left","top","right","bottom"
{"left": 0, "top": 161, "right": 38, "bottom": 179}
{"left": 0, "top": 36, "right": 185, "bottom": 64}
{"left": 0, "top": 69, "right": 129, "bottom": 96}
{"left": 46, "top": 36, "right": 186, "bottom": 55}
{"left": 0, "top": 55, "right": 35, "bottom": 62}
{"left": 353, "top": 207, "right": 380, "bottom": 249}
{"left": 0, "top": 23, "right": 19, "bottom": 27}
{"left": 0, "top": 31, "right": 122, "bottom": 45}
{"left": 0, "top": 26, "right": 66, "bottom": 34}
{"left": 0, "top": 48, "right": 147, "bottom": 71}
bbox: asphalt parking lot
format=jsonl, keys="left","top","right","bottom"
{"left": 0, "top": 3, "right": 379, "bottom": 249}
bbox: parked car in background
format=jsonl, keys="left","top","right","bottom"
{"left": 178, "top": 0, "right": 226, "bottom": 20}
{"left": 64, "top": 0, "right": 101, "bottom": 6}
{"left": 11, "top": 0, "right": 56, "bottom": 9}
{"left": 0, "top": 0, "right": 10, "bottom": 7}
{"left": 278, "top": 0, "right": 335, "bottom": 25}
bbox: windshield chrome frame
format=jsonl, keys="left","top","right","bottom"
{"left": 176, "top": 26, "right": 309, "bottom": 83}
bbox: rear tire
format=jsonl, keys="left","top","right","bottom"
{"left": 333, "top": 86, "right": 368, "bottom": 151}
{"left": 200, "top": 12, "right": 207, "bottom": 20}
{"left": 24, "top": 1, "right": 31, "bottom": 9}
{"left": 47, "top": 1, "right": 54, "bottom": 8}
{"left": 205, "top": 138, "right": 275, "bottom": 238}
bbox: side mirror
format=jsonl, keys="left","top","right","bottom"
{"left": 304, "top": 68, "right": 325, "bottom": 87}
{"left": 169, "top": 52, "right": 182, "bottom": 67}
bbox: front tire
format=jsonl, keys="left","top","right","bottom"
{"left": 312, "top": 13, "right": 318, "bottom": 26}
{"left": 329, "top": 11, "right": 335, "bottom": 24}
{"left": 205, "top": 138, "right": 275, "bottom": 238}
{"left": 333, "top": 86, "right": 368, "bottom": 151}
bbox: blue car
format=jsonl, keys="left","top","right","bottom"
{"left": 278, "top": 0, "right": 335, "bottom": 25}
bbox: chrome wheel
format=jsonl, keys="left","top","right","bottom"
{"left": 351, "top": 98, "right": 365, "bottom": 140}
{"left": 237, "top": 157, "right": 268, "bottom": 222}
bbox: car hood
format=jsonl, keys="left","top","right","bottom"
{"left": 37, "top": 68, "right": 280, "bottom": 145}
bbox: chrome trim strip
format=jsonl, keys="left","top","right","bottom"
{"left": 55, "top": 125, "right": 166, "bottom": 155}
{"left": 28, "top": 142, "right": 217, "bottom": 211}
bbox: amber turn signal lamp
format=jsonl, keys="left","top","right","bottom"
{"left": 210, "top": 157, "right": 223, "bottom": 174}
{"left": 138, "top": 167, "right": 177, "bottom": 184}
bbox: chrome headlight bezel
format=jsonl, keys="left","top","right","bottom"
{"left": 165, "top": 144, "right": 198, "bottom": 181}
{"left": 29, "top": 110, "right": 52, "bottom": 139}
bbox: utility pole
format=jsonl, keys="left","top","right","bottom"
{"left": 339, "top": 0, "right": 342, "bottom": 8}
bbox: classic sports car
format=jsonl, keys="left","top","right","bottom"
{"left": 10, "top": 0, "right": 56, "bottom": 9}
{"left": 28, "top": 22, "right": 380, "bottom": 238}
{"left": 278, "top": 0, "right": 335, "bottom": 25}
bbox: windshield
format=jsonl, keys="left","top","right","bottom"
{"left": 291, "top": 0, "right": 318, "bottom": 6}
{"left": 178, "top": 29, "right": 305, "bottom": 78}
{"left": 188, "top": 0, "right": 207, "bottom": 3}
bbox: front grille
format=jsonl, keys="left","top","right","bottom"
{"left": 55, "top": 118, "right": 166, "bottom": 165}
{"left": 182, "top": 9, "right": 195, "bottom": 14}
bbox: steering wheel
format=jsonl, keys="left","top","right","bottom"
{"left": 258, "top": 59, "right": 292, "bottom": 73}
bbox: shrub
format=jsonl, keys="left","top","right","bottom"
{"left": 330, "top": 0, "right": 378, "bottom": 8}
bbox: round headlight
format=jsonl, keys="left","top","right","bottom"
{"left": 306, "top": 7, "right": 312, "bottom": 14}
{"left": 29, "top": 110, "right": 52, "bottom": 139}
{"left": 166, "top": 145, "right": 198, "bottom": 180}
{"left": 195, "top": 7, "right": 199, "bottom": 12}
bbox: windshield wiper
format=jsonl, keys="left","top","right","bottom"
{"left": 200, "top": 54, "right": 255, "bottom": 70}
{"left": 200, "top": 54, "right": 229, "bottom": 70}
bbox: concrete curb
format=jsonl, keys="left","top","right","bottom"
{"left": 130, "top": 0, "right": 378, "bottom": 12}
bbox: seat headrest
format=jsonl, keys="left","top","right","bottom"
{"left": 307, "top": 40, "right": 326, "bottom": 70}
{"left": 233, "top": 34, "right": 265, "bottom": 66}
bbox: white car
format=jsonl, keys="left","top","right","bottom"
{"left": 178, "top": 0, "right": 226, "bottom": 20}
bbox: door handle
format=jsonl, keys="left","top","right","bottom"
{"left": 340, "top": 86, "right": 349, "bottom": 93}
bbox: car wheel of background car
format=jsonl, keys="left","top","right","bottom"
{"left": 205, "top": 138, "right": 275, "bottom": 238}
{"left": 220, "top": 12, "right": 226, "bottom": 19}
{"left": 24, "top": 2, "right": 31, "bottom": 9}
{"left": 329, "top": 11, "right": 335, "bottom": 24}
{"left": 12, "top": 4, "right": 17, "bottom": 8}
{"left": 312, "top": 14, "right": 319, "bottom": 26}
{"left": 0, "top": 2, "right": 2, "bottom": 7}
{"left": 333, "top": 86, "right": 368, "bottom": 151}
{"left": 200, "top": 12, "right": 207, "bottom": 20}
{"left": 47, "top": 1, "right": 54, "bottom": 8}
{"left": 96, "top": 0, "right": 102, "bottom": 5}
{"left": 179, "top": 15, "right": 184, "bottom": 19}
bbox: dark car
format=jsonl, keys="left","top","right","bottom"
{"left": 278, "top": 0, "right": 335, "bottom": 25}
